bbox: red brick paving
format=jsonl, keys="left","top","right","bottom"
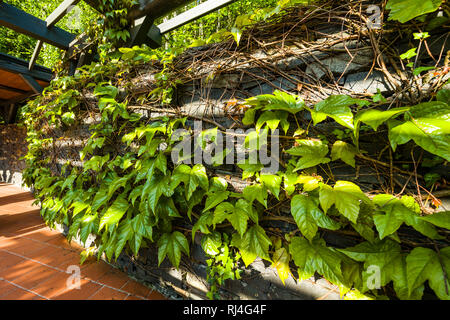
{"left": 0, "top": 183, "right": 167, "bottom": 300}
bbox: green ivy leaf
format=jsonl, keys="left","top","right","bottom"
{"left": 406, "top": 247, "right": 450, "bottom": 300}
{"left": 171, "top": 164, "right": 209, "bottom": 200}
{"left": 386, "top": 0, "right": 443, "bottom": 23}
{"left": 94, "top": 83, "right": 118, "bottom": 99}
{"left": 157, "top": 197, "right": 181, "bottom": 218}
{"left": 373, "top": 211, "right": 405, "bottom": 240}
{"left": 213, "top": 202, "right": 234, "bottom": 225}
{"left": 131, "top": 213, "right": 153, "bottom": 241}
{"left": 197, "top": 128, "right": 218, "bottom": 150}
{"left": 388, "top": 102, "right": 450, "bottom": 161}
{"left": 282, "top": 169, "right": 299, "bottom": 196}
{"left": 260, "top": 174, "right": 282, "bottom": 200}
{"left": 157, "top": 231, "right": 190, "bottom": 269}
{"left": 331, "top": 141, "right": 358, "bottom": 167}
{"left": 213, "top": 199, "right": 255, "bottom": 236}
{"left": 318, "top": 183, "right": 334, "bottom": 214}
{"left": 355, "top": 107, "right": 409, "bottom": 131}
{"left": 437, "top": 89, "right": 450, "bottom": 104}
{"left": 99, "top": 196, "right": 129, "bottom": 231}
{"left": 400, "top": 48, "right": 417, "bottom": 60}
{"left": 143, "top": 174, "right": 173, "bottom": 213}
{"left": 122, "top": 131, "right": 136, "bottom": 146}
{"left": 338, "top": 239, "right": 408, "bottom": 293}
{"left": 419, "top": 211, "right": 450, "bottom": 229}
{"left": 209, "top": 177, "right": 228, "bottom": 193}
{"left": 236, "top": 198, "right": 259, "bottom": 224}
{"left": 289, "top": 237, "right": 344, "bottom": 286}
{"left": 189, "top": 164, "right": 209, "bottom": 199}
{"left": 61, "top": 112, "right": 75, "bottom": 125}
{"left": 108, "top": 174, "right": 130, "bottom": 199}
{"left": 114, "top": 219, "right": 134, "bottom": 259}
{"left": 79, "top": 214, "right": 98, "bottom": 245}
{"left": 413, "top": 66, "right": 435, "bottom": 76}
{"left": 286, "top": 139, "right": 330, "bottom": 171}
{"left": 237, "top": 160, "right": 264, "bottom": 179}
{"left": 90, "top": 187, "right": 108, "bottom": 212}
{"left": 373, "top": 194, "right": 443, "bottom": 240}
{"left": 244, "top": 128, "right": 268, "bottom": 151}
{"left": 231, "top": 26, "right": 242, "bottom": 45}
{"left": 232, "top": 225, "right": 272, "bottom": 267}
{"left": 60, "top": 173, "right": 77, "bottom": 192}
{"left": 352, "top": 204, "right": 376, "bottom": 243}
{"left": 245, "top": 90, "right": 305, "bottom": 114}
{"left": 272, "top": 247, "right": 292, "bottom": 285}
{"left": 319, "top": 181, "right": 367, "bottom": 223}
{"left": 201, "top": 232, "right": 222, "bottom": 256}
{"left": 311, "top": 95, "right": 368, "bottom": 129}
{"left": 203, "top": 191, "right": 230, "bottom": 212}
{"left": 242, "top": 184, "right": 268, "bottom": 208}
{"left": 155, "top": 152, "right": 167, "bottom": 175}
{"left": 192, "top": 211, "right": 214, "bottom": 242}
{"left": 242, "top": 108, "right": 256, "bottom": 125}
{"left": 227, "top": 201, "right": 250, "bottom": 237}
{"left": 136, "top": 158, "right": 156, "bottom": 184}
{"left": 256, "top": 111, "right": 281, "bottom": 132}
{"left": 84, "top": 154, "right": 110, "bottom": 172}
{"left": 291, "top": 194, "right": 341, "bottom": 241}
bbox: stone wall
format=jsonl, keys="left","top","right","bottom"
{"left": 59, "top": 223, "right": 342, "bottom": 300}
{"left": 0, "top": 124, "right": 27, "bottom": 187}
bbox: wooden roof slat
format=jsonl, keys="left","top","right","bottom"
{"left": 0, "top": 84, "right": 28, "bottom": 94}
{"left": 0, "top": 52, "right": 52, "bottom": 83}
{"left": 0, "top": 2, "right": 76, "bottom": 49}
{"left": 157, "top": 0, "right": 236, "bottom": 35}
{"left": 30, "top": 0, "right": 82, "bottom": 70}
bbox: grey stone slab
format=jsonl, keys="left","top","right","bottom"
{"left": 306, "top": 49, "right": 373, "bottom": 80}
{"left": 344, "top": 70, "right": 395, "bottom": 94}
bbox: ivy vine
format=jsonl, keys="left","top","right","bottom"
{"left": 19, "top": 0, "right": 450, "bottom": 301}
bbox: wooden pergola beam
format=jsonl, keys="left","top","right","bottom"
{"left": 128, "top": 0, "right": 195, "bottom": 21}
{"left": 19, "top": 74, "right": 43, "bottom": 94}
{"left": 0, "top": 52, "right": 52, "bottom": 83}
{"left": 29, "top": 40, "right": 43, "bottom": 71}
{"left": 157, "top": 0, "right": 236, "bottom": 34}
{"left": 0, "top": 92, "right": 35, "bottom": 107}
{"left": 131, "top": 0, "right": 237, "bottom": 47}
{"left": 0, "top": 2, "right": 76, "bottom": 50}
{"left": 0, "top": 84, "right": 28, "bottom": 95}
{"left": 84, "top": 0, "right": 195, "bottom": 21}
{"left": 46, "top": 0, "right": 82, "bottom": 28}
{"left": 29, "top": 0, "right": 81, "bottom": 70}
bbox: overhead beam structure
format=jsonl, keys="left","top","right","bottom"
{"left": 46, "top": 0, "right": 82, "bottom": 27}
{"left": 0, "top": 84, "right": 27, "bottom": 95}
{"left": 0, "top": 92, "right": 35, "bottom": 108}
{"left": 130, "top": 15, "right": 162, "bottom": 48}
{"left": 127, "top": 0, "right": 195, "bottom": 21}
{"left": 131, "top": 0, "right": 237, "bottom": 46}
{"left": 20, "top": 74, "right": 44, "bottom": 94}
{"left": 0, "top": 53, "right": 50, "bottom": 122}
{"left": 157, "top": 0, "right": 236, "bottom": 34}
{"left": 0, "top": 2, "right": 76, "bottom": 50}
{"left": 0, "top": 53, "right": 52, "bottom": 83}
{"left": 29, "top": 0, "right": 82, "bottom": 70}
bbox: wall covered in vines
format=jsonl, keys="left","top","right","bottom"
{"left": 20, "top": 0, "right": 450, "bottom": 300}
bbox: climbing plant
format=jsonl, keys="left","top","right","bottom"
{"left": 20, "top": 0, "right": 450, "bottom": 300}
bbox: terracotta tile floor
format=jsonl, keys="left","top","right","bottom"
{"left": 0, "top": 183, "right": 166, "bottom": 300}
